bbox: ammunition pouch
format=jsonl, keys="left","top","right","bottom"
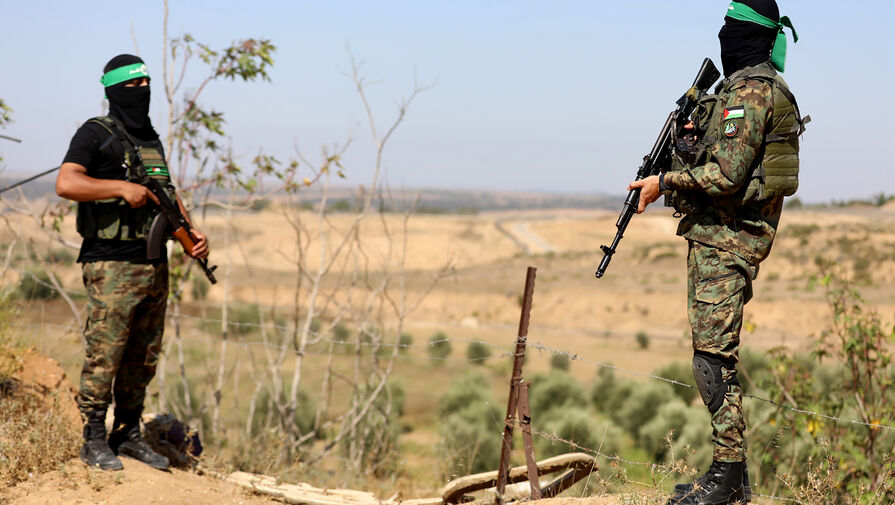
{"left": 666, "top": 91, "right": 723, "bottom": 216}
{"left": 668, "top": 63, "right": 808, "bottom": 209}
{"left": 76, "top": 116, "right": 177, "bottom": 241}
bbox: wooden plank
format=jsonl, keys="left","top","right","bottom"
{"left": 442, "top": 453, "right": 597, "bottom": 505}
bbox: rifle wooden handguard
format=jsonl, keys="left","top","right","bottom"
{"left": 172, "top": 226, "right": 197, "bottom": 256}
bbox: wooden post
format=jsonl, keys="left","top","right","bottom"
{"left": 495, "top": 266, "right": 537, "bottom": 505}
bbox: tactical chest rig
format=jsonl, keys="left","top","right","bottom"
{"left": 673, "top": 62, "right": 809, "bottom": 209}
{"left": 75, "top": 116, "right": 177, "bottom": 242}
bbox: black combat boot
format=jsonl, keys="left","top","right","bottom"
{"left": 667, "top": 460, "right": 745, "bottom": 505}
{"left": 674, "top": 463, "right": 752, "bottom": 503}
{"left": 80, "top": 410, "right": 124, "bottom": 470}
{"left": 107, "top": 409, "right": 170, "bottom": 470}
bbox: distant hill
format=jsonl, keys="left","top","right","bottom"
{"left": 289, "top": 186, "right": 622, "bottom": 213}
{"left": 0, "top": 175, "right": 622, "bottom": 213}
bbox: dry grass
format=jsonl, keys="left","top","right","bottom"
{"left": 0, "top": 296, "right": 81, "bottom": 492}
{"left": 2, "top": 205, "right": 895, "bottom": 502}
{"left": 0, "top": 388, "right": 81, "bottom": 488}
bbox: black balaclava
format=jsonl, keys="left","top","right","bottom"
{"left": 718, "top": 0, "right": 779, "bottom": 77}
{"left": 103, "top": 54, "right": 157, "bottom": 139}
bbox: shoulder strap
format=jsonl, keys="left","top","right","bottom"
{"left": 768, "top": 77, "right": 810, "bottom": 140}
{"left": 87, "top": 116, "right": 143, "bottom": 181}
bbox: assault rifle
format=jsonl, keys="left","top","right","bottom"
{"left": 99, "top": 133, "right": 218, "bottom": 284}
{"left": 594, "top": 58, "right": 720, "bottom": 279}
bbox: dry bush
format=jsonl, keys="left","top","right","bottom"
{"left": 0, "top": 384, "right": 80, "bottom": 487}
{"left": 0, "top": 293, "right": 79, "bottom": 489}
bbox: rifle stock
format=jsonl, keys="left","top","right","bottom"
{"left": 595, "top": 58, "right": 719, "bottom": 279}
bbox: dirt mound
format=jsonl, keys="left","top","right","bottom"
{"left": 12, "top": 349, "right": 81, "bottom": 432}
{"left": 1, "top": 349, "right": 280, "bottom": 504}
{"left": 5, "top": 459, "right": 282, "bottom": 505}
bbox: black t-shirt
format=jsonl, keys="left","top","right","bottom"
{"left": 62, "top": 120, "right": 167, "bottom": 264}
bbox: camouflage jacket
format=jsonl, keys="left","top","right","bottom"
{"left": 664, "top": 62, "right": 787, "bottom": 265}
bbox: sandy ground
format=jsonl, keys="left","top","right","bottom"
{"left": 5, "top": 460, "right": 282, "bottom": 505}
{"left": 2, "top": 203, "right": 892, "bottom": 503}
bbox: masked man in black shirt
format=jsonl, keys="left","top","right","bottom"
{"left": 56, "top": 54, "right": 208, "bottom": 471}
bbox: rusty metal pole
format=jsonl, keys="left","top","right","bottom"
{"left": 517, "top": 382, "right": 541, "bottom": 499}
{"left": 495, "top": 266, "right": 536, "bottom": 505}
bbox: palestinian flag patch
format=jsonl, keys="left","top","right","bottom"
{"left": 722, "top": 106, "right": 745, "bottom": 120}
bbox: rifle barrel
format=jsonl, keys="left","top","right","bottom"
{"left": 594, "top": 58, "right": 720, "bottom": 279}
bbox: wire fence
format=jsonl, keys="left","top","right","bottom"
{"left": 12, "top": 313, "right": 895, "bottom": 433}
{"left": 10, "top": 310, "right": 892, "bottom": 503}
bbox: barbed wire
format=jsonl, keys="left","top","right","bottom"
{"left": 526, "top": 428, "right": 804, "bottom": 504}
{"left": 10, "top": 314, "right": 895, "bottom": 432}
{"left": 525, "top": 340, "right": 895, "bottom": 432}
{"left": 8, "top": 316, "right": 882, "bottom": 502}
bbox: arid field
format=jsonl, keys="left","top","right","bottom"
{"left": 2, "top": 197, "right": 894, "bottom": 504}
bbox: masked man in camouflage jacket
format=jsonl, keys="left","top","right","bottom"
{"left": 56, "top": 54, "right": 209, "bottom": 471}
{"left": 629, "top": 1, "right": 804, "bottom": 504}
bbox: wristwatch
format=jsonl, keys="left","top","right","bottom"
{"left": 659, "top": 172, "right": 673, "bottom": 196}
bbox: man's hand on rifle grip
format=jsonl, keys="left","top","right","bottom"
{"left": 119, "top": 181, "right": 159, "bottom": 208}
{"left": 628, "top": 175, "right": 661, "bottom": 214}
{"left": 187, "top": 229, "right": 209, "bottom": 259}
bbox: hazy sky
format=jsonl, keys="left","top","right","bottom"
{"left": 1, "top": 1, "right": 891, "bottom": 203}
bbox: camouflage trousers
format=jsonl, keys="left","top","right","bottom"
{"left": 77, "top": 261, "right": 168, "bottom": 420}
{"left": 687, "top": 241, "right": 756, "bottom": 463}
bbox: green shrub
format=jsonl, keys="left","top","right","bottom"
{"left": 440, "top": 402, "right": 501, "bottom": 475}
{"left": 636, "top": 331, "right": 650, "bottom": 350}
{"left": 738, "top": 347, "right": 770, "bottom": 395}
{"left": 327, "top": 200, "right": 352, "bottom": 213}
{"left": 190, "top": 275, "right": 209, "bottom": 301}
{"left": 342, "top": 380, "right": 406, "bottom": 477}
{"left": 756, "top": 265, "right": 895, "bottom": 503}
{"left": 613, "top": 381, "right": 677, "bottom": 440}
{"left": 248, "top": 387, "right": 316, "bottom": 439}
{"left": 466, "top": 341, "right": 492, "bottom": 364}
{"left": 250, "top": 198, "right": 272, "bottom": 212}
{"left": 439, "top": 372, "right": 502, "bottom": 475}
{"left": 15, "top": 269, "right": 59, "bottom": 301}
{"left": 529, "top": 371, "right": 588, "bottom": 415}
{"left": 535, "top": 407, "right": 622, "bottom": 459}
{"left": 398, "top": 333, "right": 413, "bottom": 354}
{"left": 439, "top": 371, "right": 492, "bottom": 416}
{"left": 198, "top": 304, "right": 268, "bottom": 337}
{"left": 333, "top": 323, "right": 351, "bottom": 342}
{"left": 43, "top": 247, "right": 75, "bottom": 264}
{"left": 590, "top": 367, "right": 635, "bottom": 415}
{"left": 428, "top": 332, "right": 452, "bottom": 362}
{"left": 654, "top": 361, "right": 697, "bottom": 405}
{"left": 550, "top": 352, "right": 571, "bottom": 371}
{"left": 638, "top": 400, "right": 710, "bottom": 467}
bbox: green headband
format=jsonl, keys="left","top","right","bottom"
{"left": 100, "top": 62, "right": 150, "bottom": 87}
{"left": 726, "top": 1, "right": 798, "bottom": 72}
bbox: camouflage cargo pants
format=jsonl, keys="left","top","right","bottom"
{"left": 687, "top": 241, "right": 756, "bottom": 463}
{"left": 77, "top": 261, "right": 168, "bottom": 419}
